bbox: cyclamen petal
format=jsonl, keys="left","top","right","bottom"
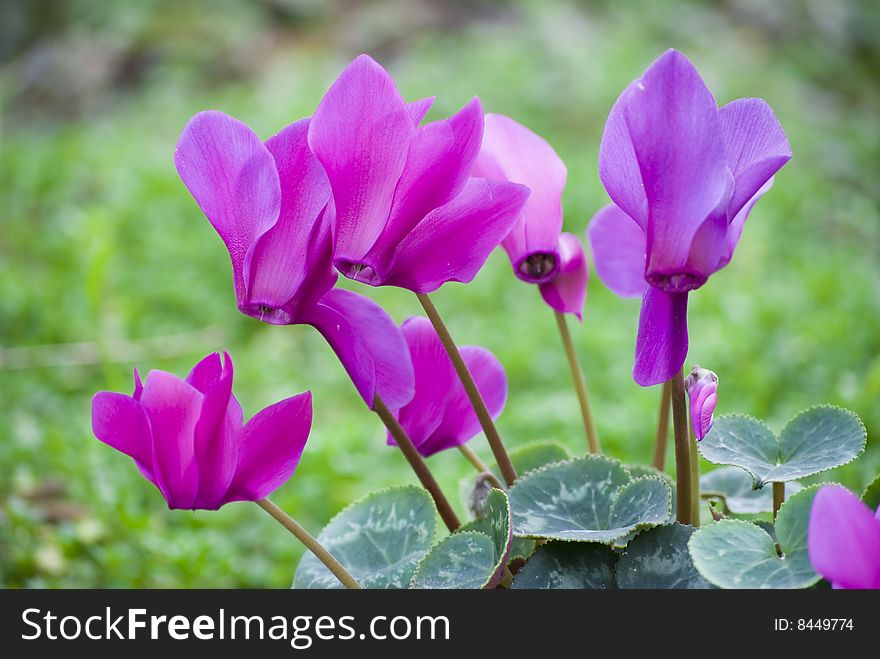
{"left": 90, "top": 353, "right": 312, "bottom": 510}
{"left": 587, "top": 204, "right": 646, "bottom": 299}
{"left": 538, "top": 233, "right": 588, "bottom": 319}
{"left": 684, "top": 365, "right": 718, "bottom": 440}
{"left": 807, "top": 485, "right": 880, "bottom": 589}
{"left": 633, "top": 287, "right": 689, "bottom": 387}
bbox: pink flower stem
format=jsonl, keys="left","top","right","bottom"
{"left": 669, "top": 368, "right": 693, "bottom": 525}
{"left": 554, "top": 311, "right": 601, "bottom": 454}
{"left": 652, "top": 381, "right": 672, "bottom": 470}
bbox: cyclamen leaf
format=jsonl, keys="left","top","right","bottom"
{"left": 616, "top": 524, "right": 712, "bottom": 589}
{"left": 293, "top": 486, "right": 437, "bottom": 589}
{"left": 508, "top": 455, "right": 671, "bottom": 544}
{"left": 699, "top": 406, "right": 866, "bottom": 488}
{"left": 511, "top": 542, "right": 618, "bottom": 589}
{"left": 700, "top": 466, "right": 803, "bottom": 514}
{"left": 409, "top": 532, "right": 496, "bottom": 589}
{"left": 687, "top": 485, "right": 823, "bottom": 589}
{"left": 454, "top": 488, "right": 513, "bottom": 588}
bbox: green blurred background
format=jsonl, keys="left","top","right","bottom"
{"left": 2, "top": 0, "right": 878, "bottom": 587}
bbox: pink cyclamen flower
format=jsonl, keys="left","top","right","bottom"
{"left": 587, "top": 49, "right": 791, "bottom": 385}
{"left": 91, "top": 352, "right": 311, "bottom": 510}
{"left": 684, "top": 365, "right": 718, "bottom": 440}
{"left": 474, "top": 114, "right": 588, "bottom": 319}
{"left": 175, "top": 111, "right": 413, "bottom": 410}
{"left": 307, "top": 54, "right": 530, "bottom": 293}
{"left": 807, "top": 485, "right": 880, "bottom": 589}
{"left": 389, "top": 317, "right": 507, "bottom": 457}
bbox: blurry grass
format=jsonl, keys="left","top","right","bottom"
{"left": 1, "top": 0, "right": 878, "bottom": 587}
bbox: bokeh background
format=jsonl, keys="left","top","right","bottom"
{"left": 2, "top": 0, "right": 878, "bottom": 587}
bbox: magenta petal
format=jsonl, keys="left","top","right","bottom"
{"left": 174, "top": 111, "right": 281, "bottom": 302}
{"left": 367, "top": 97, "right": 485, "bottom": 275}
{"left": 185, "top": 352, "right": 223, "bottom": 393}
{"left": 715, "top": 178, "right": 774, "bottom": 272}
{"left": 586, "top": 204, "right": 646, "bottom": 298}
{"left": 598, "top": 82, "right": 648, "bottom": 229}
{"left": 539, "top": 233, "right": 588, "bottom": 319}
{"left": 225, "top": 392, "right": 312, "bottom": 503}
{"left": 392, "top": 317, "right": 457, "bottom": 449}
{"left": 308, "top": 54, "right": 414, "bottom": 264}
{"left": 133, "top": 368, "right": 144, "bottom": 400}
{"left": 719, "top": 98, "right": 791, "bottom": 218}
{"left": 245, "top": 118, "right": 331, "bottom": 314}
{"left": 91, "top": 391, "right": 153, "bottom": 474}
{"left": 304, "top": 289, "right": 415, "bottom": 410}
{"left": 421, "top": 346, "right": 507, "bottom": 456}
{"left": 138, "top": 371, "right": 204, "bottom": 508}
{"left": 808, "top": 485, "right": 880, "bottom": 589}
{"left": 385, "top": 178, "right": 529, "bottom": 293}
{"left": 475, "top": 114, "right": 567, "bottom": 279}
{"left": 622, "top": 50, "right": 733, "bottom": 280}
{"left": 191, "top": 352, "right": 241, "bottom": 509}
{"left": 408, "top": 97, "right": 435, "bottom": 125}
{"left": 633, "top": 287, "right": 689, "bottom": 386}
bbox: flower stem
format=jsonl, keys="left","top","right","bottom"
{"left": 669, "top": 368, "right": 693, "bottom": 525}
{"left": 458, "top": 444, "right": 490, "bottom": 473}
{"left": 652, "top": 381, "right": 671, "bottom": 470}
{"left": 554, "top": 311, "right": 601, "bottom": 454}
{"left": 689, "top": 427, "right": 700, "bottom": 528}
{"left": 772, "top": 482, "right": 784, "bottom": 520}
{"left": 373, "top": 395, "right": 461, "bottom": 532}
{"left": 416, "top": 293, "right": 518, "bottom": 486}
{"left": 256, "top": 498, "right": 362, "bottom": 590}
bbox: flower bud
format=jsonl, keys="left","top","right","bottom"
{"left": 684, "top": 365, "right": 718, "bottom": 441}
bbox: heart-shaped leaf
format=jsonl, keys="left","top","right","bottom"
{"left": 688, "top": 485, "right": 822, "bottom": 589}
{"left": 863, "top": 473, "right": 880, "bottom": 510}
{"left": 508, "top": 455, "right": 672, "bottom": 544}
{"left": 511, "top": 542, "right": 618, "bottom": 589}
{"left": 293, "top": 486, "right": 437, "bottom": 589}
{"left": 452, "top": 488, "right": 513, "bottom": 588}
{"left": 616, "top": 524, "right": 712, "bottom": 589}
{"left": 700, "top": 466, "right": 803, "bottom": 514}
{"left": 699, "top": 406, "right": 865, "bottom": 488}
{"left": 409, "top": 531, "right": 496, "bottom": 589}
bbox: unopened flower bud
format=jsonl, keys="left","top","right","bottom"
{"left": 684, "top": 365, "right": 718, "bottom": 441}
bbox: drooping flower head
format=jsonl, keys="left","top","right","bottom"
{"left": 175, "top": 111, "right": 413, "bottom": 410}
{"left": 389, "top": 317, "right": 507, "bottom": 457}
{"left": 91, "top": 352, "right": 311, "bottom": 510}
{"left": 474, "top": 114, "right": 588, "bottom": 318}
{"left": 588, "top": 49, "right": 791, "bottom": 385}
{"left": 307, "top": 55, "right": 530, "bottom": 293}
{"left": 684, "top": 365, "right": 718, "bottom": 440}
{"left": 807, "top": 485, "right": 880, "bottom": 589}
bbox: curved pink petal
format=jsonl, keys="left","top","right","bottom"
{"left": 475, "top": 114, "right": 566, "bottom": 283}
{"left": 808, "top": 485, "right": 880, "bottom": 589}
{"left": 91, "top": 391, "right": 154, "bottom": 479}
{"left": 633, "top": 288, "right": 689, "bottom": 387}
{"left": 719, "top": 98, "right": 791, "bottom": 218}
{"left": 185, "top": 352, "right": 223, "bottom": 393}
{"left": 714, "top": 178, "right": 774, "bottom": 272}
{"left": 586, "top": 204, "right": 646, "bottom": 298}
{"left": 304, "top": 289, "right": 415, "bottom": 410}
{"left": 385, "top": 178, "right": 529, "bottom": 293}
{"left": 174, "top": 111, "right": 281, "bottom": 302}
{"left": 359, "top": 97, "right": 485, "bottom": 279}
{"left": 621, "top": 50, "right": 733, "bottom": 286}
{"left": 308, "top": 54, "right": 414, "bottom": 264}
{"left": 598, "top": 82, "right": 647, "bottom": 229}
{"left": 139, "top": 371, "right": 204, "bottom": 509}
{"left": 244, "top": 118, "right": 331, "bottom": 316}
{"left": 191, "top": 352, "right": 241, "bottom": 509}
{"left": 539, "top": 232, "right": 588, "bottom": 319}
{"left": 420, "top": 346, "right": 507, "bottom": 456}
{"left": 133, "top": 368, "right": 143, "bottom": 400}
{"left": 408, "top": 97, "right": 435, "bottom": 125}
{"left": 390, "top": 317, "right": 457, "bottom": 450}
{"left": 225, "top": 392, "right": 312, "bottom": 503}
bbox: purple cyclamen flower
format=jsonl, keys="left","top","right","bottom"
{"left": 474, "top": 114, "right": 589, "bottom": 318}
{"left": 91, "top": 352, "right": 311, "bottom": 510}
{"left": 175, "top": 111, "right": 414, "bottom": 410}
{"left": 587, "top": 49, "right": 791, "bottom": 385}
{"left": 684, "top": 365, "right": 718, "bottom": 440}
{"left": 307, "top": 54, "right": 530, "bottom": 293}
{"left": 807, "top": 485, "right": 880, "bottom": 589}
{"left": 389, "top": 317, "right": 507, "bottom": 457}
